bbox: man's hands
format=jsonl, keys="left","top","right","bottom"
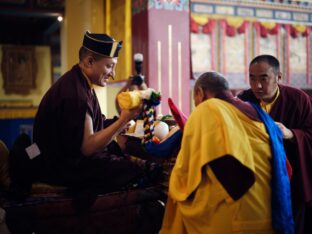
{"left": 275, "top": 122, "right": 294, "bottom": 140}
{"left": 116, "top": 106, "right": 142, "bottom": 153}
{"left": 81, "top": 105, "right": 141, "bottom": 156}
{"left": 119, "top": 105, "right": 142, "bottom": 124}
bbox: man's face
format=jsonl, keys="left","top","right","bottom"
{"left": 193, "top": 86, "right": 208, "bottom": 107}
{"left": 193, "top": 89, "right": 202, "bottom": 107}
{"left": 90, "top": 57, "right": 117, "bottom": 87}
{"left": 249, "top": 61, "right": 280, "bottom": 102}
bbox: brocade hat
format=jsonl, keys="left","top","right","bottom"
{"left": 82, "top": 31, "right": 122, "bottom": 58}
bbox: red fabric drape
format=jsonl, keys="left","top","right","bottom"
{"left": 257, "top": 23, "right": 280, "bottom": 38}
{"left": 302, "top": 26, "right": 311, "bottom": 37}
{"left": 190, "top": 18, "right": 199, "bottom": 33}
{"left": 290, "top": 25, "right": 299, "bottom": 38}
{"left": 238, "top": 21, "right": 248, "bottom": 34}
{"left": 270, "top": 24, "right": 280, "bottom": 35}
{"left": 226, "top": 22, "right": 236, "bottom": 37}
{"left": 290, "top": 25, "right": 310, "bottom": 38}
{"left": 202, "top": 19, "right": 216, "bottom": 34}
{"left": 225, "top": 21, "right": 248, "bottom": 37}
{"left": 191, "top": 18, "right": 310, "bottom": 39}
{"left": 192, "top": 18, "right": 247, "bottom": 36}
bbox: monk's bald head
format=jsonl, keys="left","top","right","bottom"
{"left": 193, "top": 72, "right": 229, "bottom": 106}
{"left": 195, "top": 72, "right": 229, "bottom": 94}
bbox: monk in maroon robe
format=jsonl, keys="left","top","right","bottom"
{"left": 32, "top": 32, "right": 144, "bottom": 192}
{"left": 238, "top": 54, "right": 312, "bottom": 234}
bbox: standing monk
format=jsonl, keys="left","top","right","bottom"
{"left": 160, "top": 72, "right": 293, "bottom": 234}
{"left": 238, "top": 54, "right": 312, "bottom": 234}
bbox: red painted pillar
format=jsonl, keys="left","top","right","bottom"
{"left": 132, "top": 0, "right": 191, "bottom": 116}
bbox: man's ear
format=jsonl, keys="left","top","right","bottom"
{"left": 84, "top": 56, "right": 94, "bottom": 68}
{"left": 277, "top": 72, "right": 282, "bottom": 82}
{"left": 197, "top": 87, "right": 205, "bottom": 102}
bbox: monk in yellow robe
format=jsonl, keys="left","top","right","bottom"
{"left": 160, "top": 72, "right": 289, "bottom": 234}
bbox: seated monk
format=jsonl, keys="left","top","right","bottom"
{"left": 29, "top": 32, "right": 151, "bottom": 192}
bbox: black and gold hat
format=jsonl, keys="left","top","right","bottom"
{"left": 82, "top": 31, "right": 122, "bottom": 58}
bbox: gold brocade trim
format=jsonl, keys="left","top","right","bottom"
{"left": 85, "top": 31, "right": 117, "bottom": 43}
{"left": 226, "top": 16, "right": 245, "bottom": 28}
{"left": 192, "top": 14, "right": 209, "bottom": 26}
{"left": 260, "top": 87, "right": 280, "bottom": 113}
{"left": 192, "top": 0, "right": 312, "bottom": 13}
{"left": 191, "top": 14, "right": 308, "bottom": 31}
{"left": 0, "top": 108, "right": 37, "bottom": 119}
{"left": 261, "top": 22, "right": 277, "bottom": 30}
{"left": 0, "top": 100, "right": 33, "bottom": 108}
{"left": 109, "top": 41, "right": 118, "bottom": 57}
{"left": 82, "top": 46, "right": 112, "bottom": 58}
{"left": 191, "top": 14, "right": 256, "bottom": 27}
{"left": 293, "top": 24, "right": 307, "bottom": 33}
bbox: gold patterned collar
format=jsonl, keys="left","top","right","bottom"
{"left": 260, "top": 86, "right": 280, "bottom": 113}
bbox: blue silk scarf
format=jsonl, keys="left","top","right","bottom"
{"left": 251, "top": 103, "right": 294, "bottom": 234}
{"left": 144, "top": 129, "right": 182, "bottom": 158}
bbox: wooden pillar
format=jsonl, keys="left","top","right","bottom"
{"left": 106, "top": 0, "right": 132, "bottom": 81}
{"left": 132, "top": 1, "right": 191, "bottom": 116}
{"left": 62, "top": 0, "right": 133, "bottom": 117}
{"left": 62, "top": 0, "right": 104, "bottom": 72}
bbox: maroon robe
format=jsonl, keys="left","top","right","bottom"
{"left": 238, "top": 84, "right": 312, "bottom": 234}
{"left": 33, "top": 64, "right": 141, "bottom": 190}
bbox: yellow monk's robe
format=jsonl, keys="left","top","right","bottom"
{"left": 160, "top": 98, "right": 277, "bottom": 234}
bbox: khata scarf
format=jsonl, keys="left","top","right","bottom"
{"left": 251, "top": 103, "right": 294, "bottom": 234}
